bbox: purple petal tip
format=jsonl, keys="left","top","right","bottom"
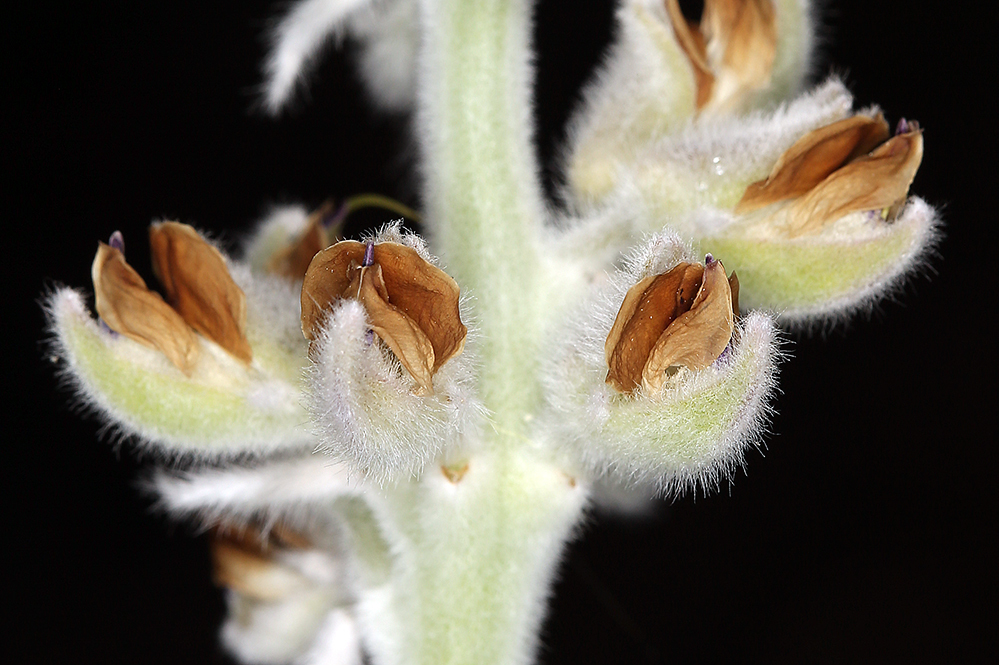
{"left": 109, "top": 231, "right": 125, "bottom": 253}
{"left": 363, "top": 242, "right": 375, "bottom": 267}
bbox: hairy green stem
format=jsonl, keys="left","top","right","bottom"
{"left": 418, "top": 0, "right": 546, "bottom": 439}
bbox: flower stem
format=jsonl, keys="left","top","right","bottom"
{"left": 417, "top": 0, "right": 546, "bottom": 439}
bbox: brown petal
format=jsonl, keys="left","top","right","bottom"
{"left": 149, "top": 222, "right": 252, "bottom": 363}
{"left": 301, "top": 240, "right": 368, "bottom": 339}
{"left": 728, "top": 271, "right": 740, "bottom": 319}
{"left": 641, "top": 259, "right": 734, "bottom": 393}
{"left": 667, "top": 0, "right": 777, "bottom": 112}
{"left": 785, "top": 128, "right": 924, "bottom": 236}
{"left": 369, "top": 243, "right": 466, "bottom": 373}
{"left": 357, "top": 262, "right": 437, "bottom": 395}
{"left": 606, "top": 262, "right": 705, "bottom": 393}
{"left": 665, "top": 0, "right": 715, "bottom": 109}
{"left": 735, "top": 114, "right": 891, "bottom": 213}
{"left": 266, "top": 200, "right": 338, "bottom": 280}
{"left": 92, "top": 242, "right": 200, "bottom": 374}
{"left": 301, "top": 240, "right": 466, "bottom": 391}
{"left": 209, "top": 526, "right": 309, "bottom": 601}
{"left": 701, "top": 0, "right": 777, "bottom": 110}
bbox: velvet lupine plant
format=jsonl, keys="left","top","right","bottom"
{"left": 45, "top": 0, "right": 940, "bottom": 664}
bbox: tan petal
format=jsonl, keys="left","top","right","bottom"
{"left": 701, "top": 0, "right": 777, "bottom": 111}
{"left": 641, "top": 259, "right": 734, "bottom": 393}
{"left": 149, "top": 222, "right": 252, "bottom": 363}
{"left": 735, "top": 114, "right": 891, "bottom": 213}
{"left": 358, "top": 262, "right": 437, "bottom": 395}
{"left": 209, "top": 527, "right": 309, "bottom": 602}
{"left": 266, "top": 200, "right": 338, "bottom": 280}
{"left": 605, "top": 262, "right": 705, "bottom": 393}
{"left": 301, "top": 240, "right": 368, "bottom": 340}
{"left": 92, "top": 242, "right": 200, "bottom": 374}
{"left": 665, "top": 0, "right": 715, "bottom": 110}
{"left": 728, "top": 270, "right": 740, "bottom": 319}
{"left": 786, "top": 127, "right": 924, "bottom": 236}
{"left": 302, "top": 241, "right": 466, "bottom": 372}
{"left": 369, "top": 243, "right": 466, "bottom": 373}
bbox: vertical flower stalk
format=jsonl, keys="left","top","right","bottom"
{"left": 43, "top": 0, "right": 940, "bottom": 663}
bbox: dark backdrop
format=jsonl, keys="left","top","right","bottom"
{"left": 7, "top": 1, "right": 995, "bottom": 663}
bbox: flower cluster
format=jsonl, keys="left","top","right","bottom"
{"left": 45, "top": 1, "right": 938, "bottom": 664}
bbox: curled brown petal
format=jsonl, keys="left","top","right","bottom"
{"left": 301, "top": 240, "right": 466, "bottom": 390}
{"left": 267, "top": 200, "right": 338, "bottom": 280}
{"left": 666, "top": 0, "right": 777, "bottom": 112}
{"left": 665, "top": 0, "right": 714, "bottom": 109}
{"left": 149, "top": 222, "right": 252, "bottom": 364}
{"left": 641, "top": 259, "right": 734, "bottom": 393}
{"left": 728, "top": 271, "right": 741, "bottom": 319}
{"left": 92, "top": 242, "right": 200, "bottom": 374}
{"left": 786, "top": 128, "right": 924, "bottom": 236}
{"left": 735, "top": 114, "right": 892, "bottom": 214}
{"left": 209, "top": 525, "right": 310, "bottom": 602}
{"left": 702, "top": 0, "right": 777, "bottom": 109}
{"left": 605, "top": 262, "right": 705, "bottom": 393}
{"left": 357, "top": 262, "right": 437, "bottom": 395}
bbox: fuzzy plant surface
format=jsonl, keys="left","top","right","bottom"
{"left": 45, "top": 1, "right": 939, "bottom": 664}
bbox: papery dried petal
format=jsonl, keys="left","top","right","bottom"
{"left": 735, "top": 114, "right": 891, "bottom": 213}
{"left": 301, "top": 240, "right": 466, "bottom": 391}
{"left": 92, "top": 242, "right": 200, "bottom": 373}
{"left": 369, "top": 242, "right": 466, "bottom": 373}
{"left": 728, "top": 271, "right": 741, "bottom": 318}
{"left": 786, "top": 127, "right": 923, "bottom": 236}
{"left": 210, "top": 527, "right": 309, "bottom": 602}
{"left": 642, "top": 259, "right": 734, "bottom": 393}
{"left": 355, "top": 262, "right": 437, "bottom": 395}
{"left": 702, "top": 0, "right": 777, "bottom": 110}
{"left": 665, "top": 0, "right": 714, "bottom": 109}
{"left": 266, "top": 200, "right": 338, "bottom": 279}
{"left": 606, "top": 262, "right": 705, "bottom": 393}
{"left": 149, "top": 222, "right": 252, "bottom": 363}
{"left": 666, "top": 0, "right": 777, "bottom": 112}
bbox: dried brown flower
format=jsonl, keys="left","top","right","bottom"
{"left": 665, "top": 0, "right": 777, "bottom": 112}
{"left": 266, "top": 200, "right": 339, "bottom": 279}
{"left": 301, "top": 240, "right": 466, "bottom": 394}
{"left": 735, "top": 116, "right": 923, "bottom": 236}
{"left": 92, "top": 241, "right": 200, "bottom": 374}
{"left": 606, "top": 258, "right": 736, "bottom": 394}
{"left": 149, "top": 222, "right": 253, "bottom": 363}
{"left": 209, "top": 524, "right": 311, "bottom": 601}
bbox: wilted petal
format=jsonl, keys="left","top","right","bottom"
{"left": 664, "top": 0, "right": 714, "bottom": 109}
{"left": 92, "top": 241, "right": 200, "bottom": 373}
{"left": 666, "top": 0, "right": 777, "bottom": 113}
{"left": 301, "top": 240, "right": 466, "bottom": 392}
{"left": 735, "top": 113, "right": 891, "bottom": 213}
{"left": 149, "top": 222, "right": 253, "bottom": 363}
{"left": 702, "top": 0, "right": 777, "bottom": 111}
{"left": 786, "top": 126, "right": 923, "bottom": 236}
{"left": 210, "top": 526, "right": 311, "bottom": 602}
{"left": 605, "top": 262, "right": 705, "bottom": 393}
{"left": 642, "top": 258, "right": 734, "bottom": 392}
{"left": 355, "top": 262, "right": 436, "bottom": 395}
{"left": 266, "top": 200, "right": 338, "bottom": 279}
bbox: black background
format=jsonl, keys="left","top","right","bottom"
{"left": 7, "top": 1, "right": 996, "bottom": 663}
